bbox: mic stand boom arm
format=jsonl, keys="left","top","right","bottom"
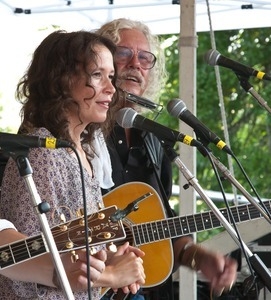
{"left": 237, "top": 74, "right": 271, "bottom": 114}
{"left": 8, "top": 150, "right": 75, "bottom": 299}
{"left": 161, "top": 143, "right": 271, "bottom": 292}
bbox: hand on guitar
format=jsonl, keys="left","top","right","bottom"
{"left": 94, "top": 242, "right": 146, "bottom": 295}
{"left": 177, "top": 240, "right": 238, "bottom": 297}
{"left": 195, "top": 248, "right": 237, "bottom": 296}
{"left": 59, "top": 248, "right": 107, "bottom": 291}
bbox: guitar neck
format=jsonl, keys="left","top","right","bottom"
{"left": 0, "top": 205, "right": 125, "bottom": 270}
{"left": 0, "top": 234, "right": 47, "bottom": 269}
{"left": 131, "top": 200, "right": 271, "bottom": 246}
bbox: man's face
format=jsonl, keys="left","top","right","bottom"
{"left": 115, "top": 29, "right": 153, "bottom": 97}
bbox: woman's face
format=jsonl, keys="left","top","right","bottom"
{"left": 71, "top": 44, "right": 116, "bottom": 125}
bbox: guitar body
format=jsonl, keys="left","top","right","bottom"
{"left": 103, "top": 182, "right": 173, "bottom": 288}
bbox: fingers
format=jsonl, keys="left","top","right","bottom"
{"left": 213, "top": 281, "right": 234, "bottom": 297}
{"left": 104, "top": 249, "right": 145, "bottom": 290}
{"left": 126, "top": 245, "right": 145, "bottom": 258}
{"left": 61, "top": 249, "right": 107, "bottom": 291}
{"left": 115, "top": 242, "right": 130, "bottom": 255}
{"left": 120, "top": 283, "right": 141, "bottom": 295}
{"left": 210, "top": 257, "right": 237, "bottom": 295}
{"left": 94, "top": 249, "right": 107, "bottom": 262}
{"left": 114, "top": 242, "right": 145, "bottom": 258}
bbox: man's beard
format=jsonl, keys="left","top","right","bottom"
{"left": 116, "top": 69, "right": 147, "bottom": 94}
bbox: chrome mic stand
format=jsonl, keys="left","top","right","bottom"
{"left": 209, "top": 152, "right": 271, "bottom": 224}
{"left": 162, "top": 143, "right": 271, "bottom": 292}
{"left": 8, "top": 150, "right": 74, "bottom": 299}
{"left": 237, "top": 74, "right": 271, "bottom": 114}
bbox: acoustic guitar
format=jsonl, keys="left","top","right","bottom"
{"left": 102, "top": 181, "right": 270, "bottom": 298}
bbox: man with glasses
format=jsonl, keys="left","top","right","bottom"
{"left": 114, "top": 46, "right": 157, "bottom": 70}
{"left": 96, "top": 18, "right": 237, "bottom": 300}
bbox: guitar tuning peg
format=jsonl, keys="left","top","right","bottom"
{"left": 59, "top": 213, "right": 68, "bottom": 231}
{"left": 79, "top": 218, "right": 85, "bottom": 226}
{"left": 60, "top": 213, "right": 66, "bottom": 223}
{"left": 108, "top": 242, "right": 117, "bottom": 253}
{"left": 98, "top": 212, "right": 105, "bottom": 220}
{"left": 76, "top": 208, "right": 84, "bottom": 217}
{"left": 89, "top": 247, "right": 97, "bottom": 255}
{"left": 59, "top": 224, "right": 68, "bottom": 231}
{"left": 75, "top": 209, "right": 85, "bottom": 226}
{"left": 70, "top": 250, "right": 79, "bottom": 263}
{"left": 103, "top": 232, "right": 112, "bottom": 239}
{"left": 65, "top": 241, "right": 74, "bottom": 249}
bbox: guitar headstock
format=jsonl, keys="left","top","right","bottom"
{"left": 51, "top": 206, "right": 126, "bottom": 253}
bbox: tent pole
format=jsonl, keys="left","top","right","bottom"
{"left": 178, "top": 0, "right": 198, "bottom": 299}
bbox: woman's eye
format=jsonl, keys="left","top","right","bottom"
{"left": 91, "top": 72, "right": 102, "bottom": 78}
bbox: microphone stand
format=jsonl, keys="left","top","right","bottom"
{"left": 160, "top": 142, "right": 271, "bottom": 292}
{"left": 6, "top": 149, "right": 74, "bottom": 299}
{"left": 236, "top": 73, "right": 271, "bottom": 114}
{"left": 209, "top": 152, "right": 271, "bottom": 224}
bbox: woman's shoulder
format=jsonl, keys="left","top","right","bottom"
{"left": 29, "top": 127, "right": 53, "bottom": 138}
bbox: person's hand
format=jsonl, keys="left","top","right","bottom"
{"left": 196, "top": 249, "right": 237, "bottom": 296}
{"left": 59, "top": 248, "right": 107, "bottom": 291}
{"left": 96, "top": 242, "right": 145, "bottom": 294}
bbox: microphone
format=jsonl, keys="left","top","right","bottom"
{"left": 204, "top": 49, "right": 271, "bottom": 81}
{"left": 124, "top": 91, "right": 158, "bottom": 110}
{"left": 0, "top": 132, "right": 71, "bottom": 150}
{"left": 116, "top": 107, "right": 202, "bottom": 148}
{"left": 167, "top": 99, "right": 233, "bottom": 155}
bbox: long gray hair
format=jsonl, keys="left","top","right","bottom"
{"left": 96, "top": 18, "right": 168, "bottom": 101}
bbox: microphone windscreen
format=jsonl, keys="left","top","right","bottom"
{"left": 167, "top": 99, "right": 186, "bottom": 117}
{"left": 116, "top": 108, "right": 137, "bottom": 128}
{"left": 204, "top": 49, "right": 220, "bottom": 66}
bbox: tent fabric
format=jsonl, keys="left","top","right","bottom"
{"left": 1, "top": 0, "right": 271, "bottom": 35}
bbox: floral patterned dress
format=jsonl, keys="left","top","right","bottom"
{"left": 0, "top": 128, "right": 104, "bottom": 299}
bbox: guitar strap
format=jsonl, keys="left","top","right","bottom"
{"left": 142, "top": 131, "right": 175, "bottom": 218}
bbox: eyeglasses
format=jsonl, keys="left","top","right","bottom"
{"left": 114, "top": 46, "right": 156, "bottom": 70}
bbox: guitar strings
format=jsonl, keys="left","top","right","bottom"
{"left": 0, "top": 215, "right": 104, "bottom": 267}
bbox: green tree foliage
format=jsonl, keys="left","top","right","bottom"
{"left": 158, "top": 28, "right": 271, "bottom": 241}
{"left": 197, "top": 28, "right": 271, "bottom": 199}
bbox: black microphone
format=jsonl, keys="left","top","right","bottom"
{"left": 167, "top": 99, "right": 233, "bottom": 155}
{"left": 124, "top": 91, "right": 158, "bottom": 110}
{"left": 204, "top": 49, "right": 271, "bottom": 81}
{"left": 0, "top": 132, "right": 71, "bottom": 150}
{"left": 116, "top": 107, "right": 202, "bottom": 148}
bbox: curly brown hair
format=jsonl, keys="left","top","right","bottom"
{"left": 17, "top": 30, "right": 122, "bottom": 146}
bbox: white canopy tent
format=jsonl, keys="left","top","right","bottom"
{"left": 1, "top": 1, "right": 271, "bottom": 299}
{"left": 1, "top": 0, "right": 271, "bottom": 34}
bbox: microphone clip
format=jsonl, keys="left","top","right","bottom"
{"left": 110, "top": 192, "right": 153, "bottom": 222}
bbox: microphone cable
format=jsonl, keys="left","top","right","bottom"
{"left": 198, "top": 145, "right": 257, "bottom": 297}
{"left": 69, "top": 144, "right": 92, "bottom": 300}
{"left": 230, "top": 151, "right": 271, "bottom": 222}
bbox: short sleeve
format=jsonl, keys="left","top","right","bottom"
{"left": 0, "top": 219, "right": 17, "bottom": 231}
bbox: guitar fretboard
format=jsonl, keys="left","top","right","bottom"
{"left": 132, "top": 200, "right": 271, "bottom": 246}
{"left": 0, "top": 235, "right": 47, "bottom": 269}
